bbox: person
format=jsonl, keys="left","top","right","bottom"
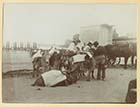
{"left": 32, "top": 49, "right": 43, "bottom": 62}
{"left": 92, "top": 41, "right": 107, "bottom": 81}
{"left": 67, "top": 34, "right": 87, "bottom": 81}
{"left": 32, "top": 49, "right": 44, "bottom": 77}
{"left": 83, "top": 41, "right": 95, "bottom": 56}
{"left": 67, "top": 34, "right": 81, "bottom": 54}
{"left": 125, "top": 79, "right": 136, "bottom": 103}
{"left": 92, "top": 41, "right": 99, "bottom": 52}
{"left": 83, "top": 41, "right": 93, "bottom": 51}
{"left": 49, "top": 46, "right": 59, "bottom": 56}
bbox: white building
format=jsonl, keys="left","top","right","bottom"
{"left": 80, "top": 24, "right": 116, "bottom": 45}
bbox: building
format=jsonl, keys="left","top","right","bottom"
{"left": 20, "top": 42, "right": 24, "bottom": 50}
{"left": 32, "top": 42, "right": 38, "bottom": 49}
{"left": 112, "top": 33, "right": 136, "bottom": 45}
{"left": 80, "top": 24, "right": 117, "bottom": 45}
{"left": 13, "top": 42, "right": 17, "bottom": 50}
{"left": 112, "top": 37, "right": 136, "bottom": 45}
{"left": 26, "top": 42, "right": 31, "bottom": 50}
{"left": 5, "top": 41, "right": 10, "bottom": 49}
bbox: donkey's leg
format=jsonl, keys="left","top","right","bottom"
{"left": 92, "top": 69, "right": 95, "bottom": 79}
{"left": 124, "top": 57, "right": 129, "bottom": 69}
{"left": 131, "top": 56, "right": 134, "bottom": 66}
{"left": 101, "top": 65, "right": 106, "bottom": 81}
{"left": 86, "top": 70, "right": 91, "bottom": 81}
{"left": 97, "top": 63, "right": 101, "bottom": 80}
{"left": 32, "top": 69, "right": 36, "bottom": 78}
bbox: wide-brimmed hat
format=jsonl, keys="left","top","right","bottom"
{"left": 87, "top": 41, "right": 93, "bottom": 46}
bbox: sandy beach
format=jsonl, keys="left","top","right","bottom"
{"left": 2, "top": 67, "right": 136, "bottom": 103}
{"left": 2, "top": 3, "right": 137, "bottom": 104}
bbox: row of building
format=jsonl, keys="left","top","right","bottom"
{"left": 80, "top": 24, "right": 136, "bottom": 45}
{"left": 3, "top": 42, "right": 38, "bottom": 51}
{"left": 3, "top": 24, "right": 136, "bottom": 51}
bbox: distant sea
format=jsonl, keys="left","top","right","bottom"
{"left": 2, "top": 50, "right": 32, "bottom": 73}
{"left": 2, "top": 49, "right": 134, "bottom": 73}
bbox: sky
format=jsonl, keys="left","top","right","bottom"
{"left": 3, "top": 4, "right": 137, "bottom": 45}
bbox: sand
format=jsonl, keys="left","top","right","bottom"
{"left": 2, "top": 68, "right": 136, "bottom": 103}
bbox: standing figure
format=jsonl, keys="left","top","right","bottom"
{"left": 92, "top": 41, "right": 107, "bottom": 81}
{"left": 32, "top": 49, "right": 44, "bottom": 77}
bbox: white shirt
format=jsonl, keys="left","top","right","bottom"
{"left": 76, "top": 42, "right": 84, "bottom": 52}
{"left": 83, "top": 45, "right": 90, "bottom": 52}
{"left": 49, "top": 47, "right": 60, "bottom": 55}
{"left": 67, "top": 42, "right": 77, "bottom": 53}
{"left": 32, "top": 50, "right": 42, "bottom": 61}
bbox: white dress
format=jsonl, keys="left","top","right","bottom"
{"left": 67, "top": 42, "right": 77, "bottom": 53}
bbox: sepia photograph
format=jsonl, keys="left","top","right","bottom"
{"left": 2, "top": 3, "right": 137, "bottom": 103}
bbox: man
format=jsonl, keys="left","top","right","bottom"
{"left": 67, "top": 34, "right": 87, "bottom": 81}
{"left": 32, "top": 49, "right": 43, "bottom": 62}
{"left": 83, "top": 41, "right": 93, "bottom": 51}
{"left": 92, "top": 41, "right": 99, "bottom": 52}
{"left": 32, "top": 49, "right": 44, "bottom": 77}
{"left": 83, "top": 41, "right": 95, "bottom": 56}
{"left": 92, "top": 41, "right": 107, "bottom": 81}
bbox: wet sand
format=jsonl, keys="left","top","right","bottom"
{"left": 2, "top": 68, "right": 136, "bottom": 103}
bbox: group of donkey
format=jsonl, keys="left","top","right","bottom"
{"left": 31, "top": 42, "right": 136, "bottom": 84}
